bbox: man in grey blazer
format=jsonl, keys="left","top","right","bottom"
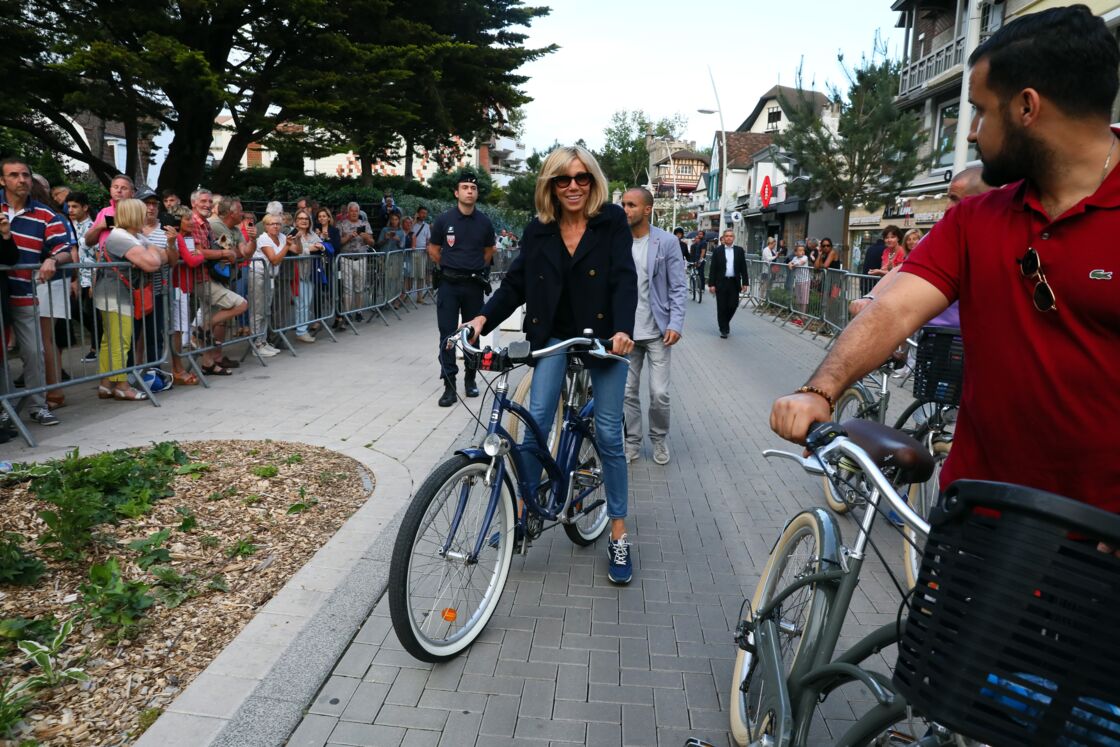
{"left": 620, "top": 188, "right": 688, "bottom": 465}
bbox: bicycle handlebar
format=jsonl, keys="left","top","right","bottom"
{"left": 451, "top": 327, "right": 628, "bottom": 364}
{"left": 763, "top": 429, "right": 931, "bottom": 540}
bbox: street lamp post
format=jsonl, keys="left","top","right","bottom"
{"left": 698, "top": 66, "right": 729, "bottom": 236}
{"left": 667, "top": 148, "right": 677, "bottom": 229}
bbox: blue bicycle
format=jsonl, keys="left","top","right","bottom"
{"left": 388, "top": 328, "right": 623, "bottom": 662}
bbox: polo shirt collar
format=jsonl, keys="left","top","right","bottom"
{"left": 455, "top": 206, "right": 477, "bottom": 219}
{"left": 1015, "top": 126, "right": 1120, "bottom": 217}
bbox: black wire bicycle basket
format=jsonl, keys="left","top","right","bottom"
{"left": 893, "top": 480, "right": 1120, "bottom": 747}
{"left": 911, "top": 326, "right": 964, "bottom": 406}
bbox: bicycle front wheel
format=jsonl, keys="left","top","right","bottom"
{"left": 388, "top": 454, "right": 515, "bottom": 662}
{"left": 902, "top": 438, "right": 951, "bottom": 590}
{"left": 730, "top": 510, "right": 832, "bottom": 746}
{"left": 563, "top": 427, "right": 609, "bottom": 545}
{"left": 821, "top": 387, "right": 874, "bottom": 514}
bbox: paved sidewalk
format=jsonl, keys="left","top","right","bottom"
{"left": 6, "top": 301, "right": 914, "bottom": 746}
{"left": 284, "top": 304, "right": 912, "bottom": 747}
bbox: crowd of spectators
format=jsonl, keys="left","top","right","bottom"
{"left": 0, "top": 157, "right": 526, "bottom": 442}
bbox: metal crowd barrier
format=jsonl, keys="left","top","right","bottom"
{"left": 746, "top": 259, "right": 883, "bottom": 343}
{"left": 404, "top": 248, "right": 434, "bottom": 305}
{"left": 1, "top": 260, "right": 168, "bottom": 446}
{"left": 267, "top": 253, "right": 339, "bottom": 351}
{"left": 335, "top": 251, "right": 389, "bottom": 330}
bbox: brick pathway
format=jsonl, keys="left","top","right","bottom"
{"left": 288, "top": 304, "right": 915, "bottom": 747}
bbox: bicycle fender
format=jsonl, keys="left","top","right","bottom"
{"left": 455, "top": 447, "right": 488, "bottom": 462}
{"left": 767, "top": 507, "right": 843, "bottom": 567}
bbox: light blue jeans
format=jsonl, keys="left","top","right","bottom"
{"left": 295, "top": 278, "right": 314, "bottom": 335}
{"left": 522, "top": 339, "right": 630, "bottom": 519}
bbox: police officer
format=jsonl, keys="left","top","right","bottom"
{"left": 428, "top": 171, "right": 496, "bottom": 406}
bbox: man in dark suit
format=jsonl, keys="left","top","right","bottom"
{"left": 707, "top": 228, "right": 749, "bottom": 338}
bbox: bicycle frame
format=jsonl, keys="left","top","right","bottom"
{"left": 743, "top": 440, "right": 933, "bottom": 747}
{"left": 444, "top": 364, "right": 599, "bottom": 563}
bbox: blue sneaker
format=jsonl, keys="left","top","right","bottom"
{"left": 607, "top": 534, "right": 633, "bottom": 585}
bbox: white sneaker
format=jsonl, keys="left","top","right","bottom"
{"left": 625, "top": 445, "right": 640, "bottom": 463}
{"left": 263, "top": 343, "right": 282, "bottom": 355}
{"left": 295, "top": 333, "right": 316, "bottom": 344}
{"left": 254, "top": 342, "right": 279, "bottom": 357}
{"left": 652, "top": 441, "right": 670, "bottom": 465}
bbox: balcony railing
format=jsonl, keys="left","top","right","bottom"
{"left": 899, "top": 35, "right": 966, "bottom": 97}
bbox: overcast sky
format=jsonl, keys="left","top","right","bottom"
{"left": 516, "top": 0, "right": 906, "bottom": 154}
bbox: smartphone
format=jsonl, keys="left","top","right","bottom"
{"left": 105, "top": 215, "right": 115, "bottom": 228}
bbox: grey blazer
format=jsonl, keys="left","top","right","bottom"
{"left": 644, "top": 225, "right": 688, "bottom": 335}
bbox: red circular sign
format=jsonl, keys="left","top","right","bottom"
{"left": 761, "top": 175, "right": 773, "bottom": 208}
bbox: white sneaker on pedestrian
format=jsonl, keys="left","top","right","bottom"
{"left": 295, "top": 333, "right": 316, "bottom": 344}
{"left": 254, "top": 342, "right": 279, "bottom": 357}
{"left": 625, "top": 445, "right": 640, "bottom": 463}
{"left": 652, "top": 441, "right": 670, "bottom": 465}
{"left": 263, "top": 343, "right": 282, "bottom": 355}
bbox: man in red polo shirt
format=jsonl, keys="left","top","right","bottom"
{"left": 770, "top": 5, "right": 1120, "bottom": 513}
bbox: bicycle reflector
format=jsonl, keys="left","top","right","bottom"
{"left": 480, "top": 350, "right": 496, "bottom": 370}
{"left": 441, "top": 608, "right": 457, "bottom": 622}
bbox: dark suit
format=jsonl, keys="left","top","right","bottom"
{"left": 707, "top": 243, "right": 749, "bottom": 335}
{"left": 481, "top": 203, "right": 637, "bottom": 354}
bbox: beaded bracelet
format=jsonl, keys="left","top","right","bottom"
{"left": 795, "top": 385, "right": 835, "bottom": 412}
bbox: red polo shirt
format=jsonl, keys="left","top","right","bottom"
{"left": 902, "top": 151, "right": 1120, "bottom": 512}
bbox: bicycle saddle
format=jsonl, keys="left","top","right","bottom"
{"left": 839, "top": 419, "right": 936, "bottom": 484}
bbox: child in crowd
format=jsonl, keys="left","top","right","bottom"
{"left": 790, "top": 243, "right": 811, "bottom": 326}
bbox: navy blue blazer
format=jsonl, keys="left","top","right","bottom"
{"left": 480, "top": 203, "right": 637, "bottom": 350}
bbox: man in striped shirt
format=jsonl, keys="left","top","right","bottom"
{"left": 1, "top": 157, "right": 73, "bottom": 426}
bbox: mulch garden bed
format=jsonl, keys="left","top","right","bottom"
{"left": 0, "top": 439, "right": 370, "bottom": 746}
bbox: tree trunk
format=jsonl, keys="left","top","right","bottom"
{"left": 158, "top": 103, "right": 219, "bottom": 199}
{"left": 841, "top": 203, "right": 852, "bottom": 269}
{"left": 360, "top": 153, "right": 372, "bottom": 188}
{"left": 123, "top": 113, "right": 140, "bottom": 183}
{"left": 402, "top": 140, "right": 414, "bottom": 183}
{"left": 212, "top": 128, "right": 257, "bottom": 191}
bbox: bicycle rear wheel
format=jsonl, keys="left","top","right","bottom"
{"left": 902, "top": 439, "right": 950, "bottom": 590}
{"left": 730, "top": 510, "right": 832, "bottom": 746}
{"left": 388, "top": 454, "right": 515, "bottom": 662}
{"left": 563, "top": 425, "right": 609, "bottom": 545}
{"left": 507, "top": 370, "right": 566, "bottom": 457}
{"left": 821, "top": 387, "right": 875, "bottom": 514}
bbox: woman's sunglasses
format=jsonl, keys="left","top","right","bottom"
{"left": 551, "top": 172, "right": 592, "bottom": 189}
{"left": 1018, "top": 247, "right": 1057, "bottom": 312}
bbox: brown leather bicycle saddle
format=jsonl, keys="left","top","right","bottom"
{"left": 839, "top": 419, "right": 936, "bottom": 484}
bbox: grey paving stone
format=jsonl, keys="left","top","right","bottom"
{"left": 587, "top": 683, "right": 654, "bottom": 706}
{"left": 653, "top": 687, "right": 689, "bottom": 727}
{"left": 621, "top": 704, "right": 656, "bottom": 747}
{"left": 621, "top": 668, "right": 684, "bottom": 689}
{"left": 416, "top": 688, "right": 488, "bottom": 713}
{"left": 384, "top": 667, "right": 431, "bottom": 707}
{"left": 587, "top": 721, "right": 623, "bottom": 746}
{"left": 514, "top": 717, "right": 586, "bottom": 743}
{"left": 480, "top": 694, "right": 520, "bottom": 737}
{"left": 519, "top": 678, "right": 556, "bottom": 719}
{"left": 554, "top": 663, "right": 588, "bottom": 701}
{"left": 435, "top": 710, "right": 483, "bottom": 747}
{"left": 374, "top": 704, "right": 449, "bottom": 731}
{"left": 309, "top": 676, "right": 363, "bottom": 717}
{"left": 423, "top": 658, "right": 465, "bottom": 691}
{"left": 287, "top": 714, "right": 337, "bottom": 747}
{"left": 328, "top": 721, "right": 406, "bottom": 746}
{"left": 401, "top": 730, "right": 440, "bottom": 747}
{"left": 495, "top": 659, "right": 558, "bottom": 681}
{"left": 334, "top": 643, "right": 379, "bottom": 679}
{"left": 552, "top": 699, "right": 621, "bottom": 724}
{"left": 683, "top": 672, "right": 720, "bottom": 710}
{"left": 339, "top": 682, "right": 390, "bottom": 723}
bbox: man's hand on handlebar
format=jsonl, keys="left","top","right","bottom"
{"left": 770, "top": 392, "right": 833, "bottom": 445}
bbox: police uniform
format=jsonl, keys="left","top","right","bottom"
{"left": 431, "top": 196, "right": 496, "bottom": 392}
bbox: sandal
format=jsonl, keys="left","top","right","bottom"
{"left": 201, "top": 363, "right": 234, "bottom": 376}
{"left": 47, "top": 394, "right": 66, "bottom": 410}
{"left": 98, "top": 384, "right": 115, "bottom": 399}
{"left": 113, "top": 387, "right": 148, "bottom": 401}
{"left": 173, "top": 371, "right": 200, "bottom": 386}
{"left": 219, "top": 356, "right": 241, "bottom": 369}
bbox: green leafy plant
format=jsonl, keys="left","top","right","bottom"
{"left": 251, "top": 465, "right": 279, "bottom": 479}
{"left": 78, "top": 558, "right": 154, "bottom": 635}
{"left": 199, "top": 535, "right": 220, "bottom": 549}
{"left": 16, "top": 618, "right": 89, "bottom": 690}
{"left": 30, "top": 445, "right": 185, "bottom": 559}
{"left": 0, "top": 678, "right": 33, "bottom": 738}
{"left": 175, "top": 506, "right": 197, "bottom": 532}
{"left": 284, "top": 453, "right": 303, "bottom": 465}
{"left": 174, "top": 462, "right": 211, "bottom": 478}
{"left": 127, "top": 529, "right": 172, "bottom": 570}
{"left": 206, "top": 487, "right": 238, "bottom": 502}
{"left": 207, "top": 574, "right": 229, "bottom": 593}
{"left": 242, "top": 495, "right": 262, "bottom": 507}
{"left": 0, "top": 534, "right": 46, "bottom": 586}
{"left": 149, "top": 566, "right": 198, "bottom": 609}
{"left": 286, "top": 498, "right": 318, "bottom": 515}
{"left": 225, "top": 538, "right": 258, "bottom": 559}
{"left": 135, "top": 707, "right": 162, "bottom": 736}
{"left": 0, "top": 618, "right": 56, "bottom": 655}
